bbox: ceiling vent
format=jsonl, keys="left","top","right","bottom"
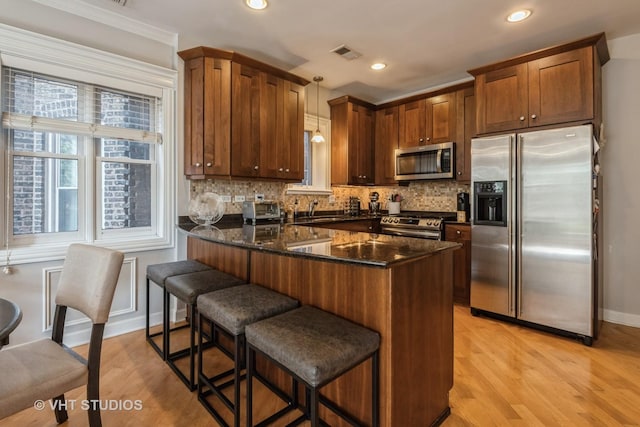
{"left": 111, "top": 0, "right": 127, "bottom": 5}
{"left": 331, "top": 45, "right": 362, "bottom": 61}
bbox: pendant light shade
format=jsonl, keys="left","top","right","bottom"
{"left": 311, "top": 76, "right": 325, "bottom": 143}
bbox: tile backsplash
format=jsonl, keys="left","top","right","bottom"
{"left": 190, "top": 180, "right": 470, "bottom": 216}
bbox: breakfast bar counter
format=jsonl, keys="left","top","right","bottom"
{"left": 180, "top": 222, "right": 460, "bottom": 426}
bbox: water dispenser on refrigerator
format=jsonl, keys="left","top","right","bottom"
{"left": 473, "top": 181, "right": 507, "bottom": 226}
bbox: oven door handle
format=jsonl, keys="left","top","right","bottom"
{"left": 381, "top": 228, "right": 441, "bottom": 240}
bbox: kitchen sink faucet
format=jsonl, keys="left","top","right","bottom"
{"left": 308, "top": 199, "right": 318, "bottom": 216}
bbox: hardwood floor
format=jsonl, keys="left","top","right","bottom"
{"left": 2, "top": 305, "right": 640, "bottom": 426}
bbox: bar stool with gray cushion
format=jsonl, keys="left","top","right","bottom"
{"left": 164, "top": 269, "right": 245, "bottom": 390}
{"left": 196, "top": 284, "right": 299, "bottom": 427}
{"left": 146, "top": 260, "right": 212, "bottom": 359}
{"left": 245, "top": 305, "right": 380, "bottom": 427}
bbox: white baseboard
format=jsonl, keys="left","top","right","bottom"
{"left": 603, "top": 309, "right": 640, "bottom": 328}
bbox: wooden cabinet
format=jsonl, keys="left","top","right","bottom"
{"left": 375, "top": 105, "right": 399, "bottom": 185}
{"left": 329, "top": 96, "right": 375, "bottom": 185}
{"left": 398, "top": 93, "right": 456, "bottom": 147}
{"left": 183, "top": 56, "right": 232, "bottom": 177}
{"left": 445, "top": 223, "right": 471, "bottom": 305}
{"left": 246, "top": 72, "right": 305, "bottom": 180}
{"left": 178, "top": 46, "right": 308, "bottom": 180}
{"left": 470, "top": 34, "right": 609, "bottom": 135}
{"left": 455, "top": 85, "right": 475, "bottom": 182}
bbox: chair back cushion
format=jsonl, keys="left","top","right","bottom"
{"left": 55, "top": 244, "right": 124, "bottom": 324}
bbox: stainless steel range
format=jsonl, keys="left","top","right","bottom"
{"left": 380, "top": 212, "right": 455, "bottom": 240}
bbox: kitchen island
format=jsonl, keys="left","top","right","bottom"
{"left": 180, "top": 222, "right": 460, "bottom": 426}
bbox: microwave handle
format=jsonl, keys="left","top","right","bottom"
{"left": 436, "top": 149, "right": 442, "bottom": 173}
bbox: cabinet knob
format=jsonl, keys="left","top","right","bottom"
{"left": 456, "top": 230, "right": 461, "bottom": 235}
{"left": 457, "top": 171, "right": 462, "bottom": 176}
{"left": 362, "top": 175, "right": 367, "bottom": 179}
{"left": 254, "top": 165, "right": 259, "bottom": 170}
{"left": 426, "top": 137, "right": 431, "bottom": 141}
{"left": 531, "top": 114, "right": 537, "bottom": 119}
{"left": 285, "top": 168, "right": 290, "bottom": 173}
{"left": 519, "top": 116, "right": 525, "bottom": 121}
{"left": 206, "top": 162, "right": 212, "bottom": 167}
{"left": 278, "top": 167, "right": 284, "bottom": 172}
{"left": 419, "top": 138, "right": 424, "bottom": 143}
{"left": 195, "top": 162, "right": 202, "bottom": 167}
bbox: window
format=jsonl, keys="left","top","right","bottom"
{"left": 0, "top": 26, "right": 176, "bottom": 263}
{"left": 287, "top": 114, "right": 331, "bottom": 194}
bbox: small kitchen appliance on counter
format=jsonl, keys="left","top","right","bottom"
{"left": 242, "top": 200, "right": 281, "bottom": 224}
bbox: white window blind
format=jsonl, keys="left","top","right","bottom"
{"left": 1, "top": 68, "right": 163, "bottom": 143}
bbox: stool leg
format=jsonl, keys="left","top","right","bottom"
{"left": 189, "top": 303, "right": 196, "bottom": 390}
{"left": 372, "top": 351, "right": 379, "bottom": 427}
{"left": 246, "top": 344, "right": 255, "bottom": 427}
{"left": 234, "top": 334, "right": 243, "bottom": 427}
{"left": 198, "top": 311, "right": 204, "bottom": 395}
{"left": 310, "top": 387, "right": 319, "bottom": 427}
{"left": 164, "top": 288, "right": 170, "bottom": 362}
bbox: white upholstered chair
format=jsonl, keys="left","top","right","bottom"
{"left": 0, "top": 244, "right": 124, "bottom": 426}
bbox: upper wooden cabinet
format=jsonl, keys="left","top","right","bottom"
{"left": 398, "top": 93, "right": 456, "bottom": 147}
{"left": 178, "top": 46, "right": 308, "bottom": 180}
{"left": 329, "top": 96, "right": 375, "bottom": 186}
{"left": 469, "top": 33, "right": 609, "bottom": 135}
{"left": 455, "top": 86, "right": 475, "bottom": 182}
{"left": 375, "top": 105, "right": 399, "bottom": 185}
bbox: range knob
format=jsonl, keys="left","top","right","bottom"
{"left": 393, "top": 218, "right": 400, "bottom": 224}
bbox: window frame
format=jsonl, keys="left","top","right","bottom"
{"left": 286, "top": 113, "right": 332, "bottom": 195}
{"left": 0, "top": 24, "right": 177, "bottom": 264}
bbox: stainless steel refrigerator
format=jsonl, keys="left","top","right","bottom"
{"left": 470, "top": 124, "right": 601, "bottom": 345}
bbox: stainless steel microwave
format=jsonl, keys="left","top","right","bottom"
{"left": 394, "top": 142, "right": 455, "bottom": 181}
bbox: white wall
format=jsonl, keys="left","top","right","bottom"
{"left": 0, "top": 1, "right": 181, "bottom": 347}
{"left": 601, "top": 33, "right": 640, "bottom": 327}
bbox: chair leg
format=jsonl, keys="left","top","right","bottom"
{"left": 234, "top": 334, "right": 243, "bottom": 427}
{"left": 53, "top": 394, "right": 68, "bottom": 423}
{"left": 189, "top": 303, "right": 196, "bottom": 390}
{"left": 164, "top": 288, "right": 170, "bottom": 361}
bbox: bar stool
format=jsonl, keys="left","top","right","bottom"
{"left": 146, "top": 260, "right": 212, "bottom": 359}
{"left": 245, "top": 305, "right": 380, "bottom": 427}
{"left": 164, "top": 269, "right": 245, "bottom": 390}
{"left": 196, "top": 284, "right": 299, "bottom": 427}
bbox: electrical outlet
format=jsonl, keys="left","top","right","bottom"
{"left": 255, "top": 193, "right": 265, "bottom": 201}
{"left": 328, "top": 195, "right": 336, "bottom": 204}
{"left": 220, "top": 194, "right": 231, "bottom": 203}
{"left": 234, "top": 195, "right": 245, "bottom": 202}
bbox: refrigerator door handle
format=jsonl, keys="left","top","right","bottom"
{"left": 516, "top": 134, "right": 524, "bottom": 318}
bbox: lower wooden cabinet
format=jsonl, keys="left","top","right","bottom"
{"left": 445, "top": 223, "right": 471, "bottom": 305}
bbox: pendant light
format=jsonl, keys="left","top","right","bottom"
{"left": 310, "top": 76, "right": 325, "bottom": 144}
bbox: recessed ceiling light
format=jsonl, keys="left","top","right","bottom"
{"left": 371, "top": 62, "right": 387, "bottom": 71}
{"left": 246, "top": 0, "right": 268, "bottom": 10}
{"left": 507, "top": 9, "right": 532, "bottom": 23}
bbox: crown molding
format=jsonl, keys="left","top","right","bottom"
{"left": 31, "top": 0, "right": 178, "bottom": 47}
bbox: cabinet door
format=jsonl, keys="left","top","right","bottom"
{"left": 282, "top": 80, "right": 305, "bottom": 180}
{"left": 445, "top": 224, "right": 471, "bottom": 305}
{"left": 455, "top": 87, "right": 475, "bottom": 182}
{"left": 349, "top": 103, "right": 374, "bottom": 184}
{"left": 398, "top": 99, "right": 426, "bottom": 147}
{"left": 183, "top": 57, "right": 205, "bottom": 177}
{"left": 528, "top": 47, "right": 594, "bottom": 127}
{"left": 426, "top": 93, "right": 456, "bottom": 144}
{"left": 475, "top": 63, "right": 528, "bottom": 134}
{"left": 259, "top": 72, "right": 284, "bottom": 178}
{"left": 231, "top": 62, "right": 261, "bottom": 177}
{"left": 375, "top": 106, "right": 399, "bottom": 185}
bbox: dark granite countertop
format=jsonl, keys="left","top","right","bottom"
{"left": 178, "top": 218, "right": 460, "bottom": 268}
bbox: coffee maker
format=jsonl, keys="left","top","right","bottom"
{"left": 368, "top": 192, "right": 381, "bottom": 215}
{"left": 457, "top": 192, "right": 470, "bottom": 222}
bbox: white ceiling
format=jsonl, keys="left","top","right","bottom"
{"left": 74, "top": 0, "right": 640, "bottom": 103}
